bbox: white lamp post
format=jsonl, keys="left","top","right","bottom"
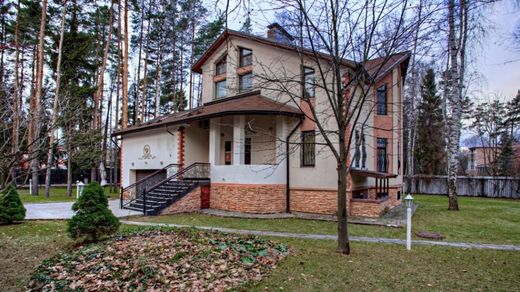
{"left": 404, "top": 194, "right": 414, "bottom": 250}
{"left": 76, "top": 181, "right": 85, "bottom": 199}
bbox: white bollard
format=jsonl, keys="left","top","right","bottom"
{"left": 406, "top": 206, "right": 412, "bottom": 250}
{"left": 29, "top": 179, "right": 32, "bottom": 195}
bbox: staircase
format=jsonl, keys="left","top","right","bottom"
{"left": 120, "top": 163, "right": 210, "bottom": 215}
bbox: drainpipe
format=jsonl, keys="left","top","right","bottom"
{"left": 286, "top": 118, "right": 303, "bottom": 213}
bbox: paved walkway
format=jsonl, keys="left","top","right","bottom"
{"left": 25, "top": 200, "right": 141, "bottom": 219}
{"left": 121, "top": 220, "right": 520, "bottom": 251}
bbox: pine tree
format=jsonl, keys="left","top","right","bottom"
{"left": 67, "top": 182, "right": 120, "bottom": 242}
{"left": 414, "top": 69, "right": 446, "bottom": 175}
{"left": 0, "top": 185, "right": 26, "bottom": 224}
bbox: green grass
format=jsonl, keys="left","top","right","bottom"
{"left": 132, "top": 195, "right": 520, "bottom": 245}
{"left": 0, "top": 221, "right": 71, "bottom": 291}
{"left": 17, "top": 186, "right": 120, "bottom": 203}
{"left": 0, "top": 221, "right": 519, "bottom": 291}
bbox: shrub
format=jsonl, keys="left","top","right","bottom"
{"left": 0, "top": 185, "right": 26, "bottom": 224}
{"left": 67, "top": 182, "right": 120, "bottom": 242}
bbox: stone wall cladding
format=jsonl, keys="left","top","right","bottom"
{"left": 290, "top": 189, "right": 338, "bottom": 214}
{"left": 161, "top": 187, "right": 201, "bottom": 214}
{"left": 210, "top": 183, "right": 286, "bottom": 213}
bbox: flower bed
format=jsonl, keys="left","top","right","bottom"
{"left": 27, "top": 228, "right": 288, "bottom": 291}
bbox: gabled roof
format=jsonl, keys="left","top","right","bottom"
{"left": 113, "top": 90, "right": 303, "bottom": 136}
{"left": 191, "top": 28, "right": 410, "bottom": 85}
{"left": 191, "top": 29, "right": 358, "bottom": 74}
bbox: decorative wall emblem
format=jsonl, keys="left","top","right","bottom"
{"left": 139, "top": 144, "right": 156, "bottom": 160}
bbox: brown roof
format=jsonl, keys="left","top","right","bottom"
{"left": 113, "top": 91, "right": 303, "bottom": 136}
{"left": 364, "top": 52, "right": 410, "bottom": 82}
{"left": 191, "top": 29, "right": 358, "bottom": 74}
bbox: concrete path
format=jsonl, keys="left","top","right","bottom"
{"left": 25, "top": 200, "right": 141, "bottom": 219}
{"left": 121, "top": 220, "right": 520, "bottom": 251}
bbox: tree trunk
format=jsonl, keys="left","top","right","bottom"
{"left": 44, "top": 0, "right": 68, "bottom": 198}
{"left": 66, "top": 125, "right": 73, "bottom": 197}
{"left": 29, "top": 0, "right": 48, "bottom": 196}
{"left": 447, "top": 0, "right": 460, "bottom": 211}
{"left": 188, "top": 20, "right": 195, "bottom": 110}
{"left": 141, "top": 4, "right": 151, "bottom": 120}
{"left": 337, "top": 129, "right": 350, "bottom": 254}
{"left": 134, "top": 0, "right": 145, "bottom": 124}
{"left": 122, "top": 0, "right": 129, "bottom": 129}
{"left": 10, "top": 0, "right": 21, "bottom": 185}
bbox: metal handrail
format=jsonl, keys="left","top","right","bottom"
{"left": 146, "top": 162, "right": 211, "bottom": 194}
{"left": 121, "top": 163, "right": 180, "bottom": 193}
{"left": 120, "top": 163, "right": 180, "bottom": 208}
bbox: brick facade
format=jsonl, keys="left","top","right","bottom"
{"left": 161, "top": 187, "right": 201, "bottom": 214}
{"left": 290, "top": 189, "right": 337, "bottom": 214}
{"left": 210, "top": 183, "right": 286, "bottom": 213}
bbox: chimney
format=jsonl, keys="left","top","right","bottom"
{"left": 266, "top": 23, "right": 294, "bottom": 45}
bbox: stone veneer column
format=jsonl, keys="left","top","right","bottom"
{"left": 209, "top": 118, "right": 221, "bottom": 165}
{"left": 233, "top": 115, "right": 245, "bottom": 165}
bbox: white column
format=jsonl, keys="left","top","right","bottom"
{"left": 209, "top": 118, "right": 221, "bottom": 165}
{"left": 275, "top": 116, "right": 288, "bottom": 164}
{"left": 233, "top": 115, "right": 245, "bottom": 165}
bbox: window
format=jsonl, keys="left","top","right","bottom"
{"left": 216, "top": 56, "right": 226, "bottom": 75}
{"left": 244, "top": 137, "right": 251, "bottom": 165}
{"left": 301, "top": 131, "right": 315, "bottom": 167}
{"left": 377, "top": 138, "right": 388, "bottom": 173}
{"left": 239, "top": 48, "right": 252, "bottom": 67}
{"left": 303, "top": 67, "right": 315, "bottom": 98}
{"left": 224, "top": 141, "right": 232, "bottom": 165}
{"left": 239, "top": 72, "right": 253, "bottom": 92}
{"left": 215, "top": 80, "right": 226, "bottom": 99}
{"left": 377, "top": 85, "right": 387, "bottom": 115}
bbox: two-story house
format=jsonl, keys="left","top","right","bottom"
{"left": 114, "top": 24, "right": 410, "bottom": 218}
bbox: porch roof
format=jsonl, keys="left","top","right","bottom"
{"left": 350, "top": 168, "right": 398, "bottom": 179}
{"left": 113, "top": 90, "right": 303, "bottom": 136}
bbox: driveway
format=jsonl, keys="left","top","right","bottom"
{"left": 24, "top": 200, "right": 142, "bottom": 220}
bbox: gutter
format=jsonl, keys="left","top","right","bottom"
{"left": 286, "top": 118, "right": 303, "bottom": 213}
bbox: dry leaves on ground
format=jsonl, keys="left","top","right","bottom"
{"left": 27, "top": 228, "right": 288, "bottom": 291}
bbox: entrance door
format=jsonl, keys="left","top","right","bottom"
{"left": 201, "top": 185, "right": 210, "bottom": 209}
{"left": 135, "top": 169, "right": 166, "bottom": 194}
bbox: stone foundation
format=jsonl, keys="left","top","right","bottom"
{"left": 290, "top": 189, "right": 337, "bottom": 214}
{"left": 161, "top": 187, "right": 201, "bottom": 214}
{"left": 210, "top": 183, "right": 286, "bottom": 213}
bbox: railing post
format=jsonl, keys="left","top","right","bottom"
{"left": 143, "top": 187, "right": 147, "bottom": 215}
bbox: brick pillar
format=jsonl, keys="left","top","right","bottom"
{"left": 178, "top": 127, "right": 185, "bottom": 168}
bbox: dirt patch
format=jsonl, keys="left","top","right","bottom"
{"left": 27, "top": 229, "right": 288, "bottom": 291}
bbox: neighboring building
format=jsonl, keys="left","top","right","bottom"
{"left": 468, "top": 145, "right": 520, "bottom": 176}
{"left": 114, "top": 24, "right": 410, "bottom": 217}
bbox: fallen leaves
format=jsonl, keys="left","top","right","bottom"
{"left": 27, "top": 228, "right": 288, "bottom": 291}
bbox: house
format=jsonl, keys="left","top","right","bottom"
{"left": 468, "top": 145, "right": 520, "bottom": 176}
{"left": 113, "top": 24, "right": 410, "bottom": 217}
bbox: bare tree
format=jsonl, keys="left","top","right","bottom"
{"left": 247, "top": 0, "right": 427, "bottom": 254}
{"left": 28, "top": 0, "right": 48, "bottom": 196}
{"left": 44, "top": 0, "right": 68, "bottom": 198}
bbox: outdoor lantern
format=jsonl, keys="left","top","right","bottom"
{"left": 404, "top": 194, "right": 414, "bottom": 208}
{"left": 76, "top": 181, "right": 85, "bottom": 199}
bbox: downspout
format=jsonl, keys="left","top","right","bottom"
{"left": 286, "top": 118, "right": 303, "bottom": 213}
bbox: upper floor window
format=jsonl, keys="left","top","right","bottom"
{"left": 377, "top": 138, "right": 388, "bottom": 173}
{"left": 304, "top": 67, "right": 315, "bottom": 98}
{"left": 215, "top": 79, "right": 227, "bottom": 99}
{"left": 377, "top": 85, "right": 387, "bottom": 115}
{"left": 239, "top": 48, "right": 252, "bottom": 67}
{"left": 301, "top": 131, "right": 315, "bottom": 167}
{"left": 239, "top": 72, "right": 253, "bottom": 92}
{"left": 216, "top": 56, "right": 227, "bottom": 75}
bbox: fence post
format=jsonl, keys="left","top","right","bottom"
{"left": 143, "top": 187, "right": 147, "bottom": 215}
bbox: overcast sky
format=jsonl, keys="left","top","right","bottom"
{"left": 213, "top": 0, "right": 520, "bottom": 101}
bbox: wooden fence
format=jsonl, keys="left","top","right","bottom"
{"left": 404, "top": 175, "right": 520, "bottom": 199}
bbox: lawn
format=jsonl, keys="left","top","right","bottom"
{"left": 1, "top": 221, "right": 519, "bottom": 291}
{"left": 132, "top": 195, "right": 520, "bottom": 245}
{"left": 17, "top": 186, "right": 120, "bottom": 203}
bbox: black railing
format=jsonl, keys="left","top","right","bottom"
{"left": 120, "top": 163, "right": 180, "bottom": 209}
{"left": 120, "top": 162, "right": 211, "bottom": 211}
